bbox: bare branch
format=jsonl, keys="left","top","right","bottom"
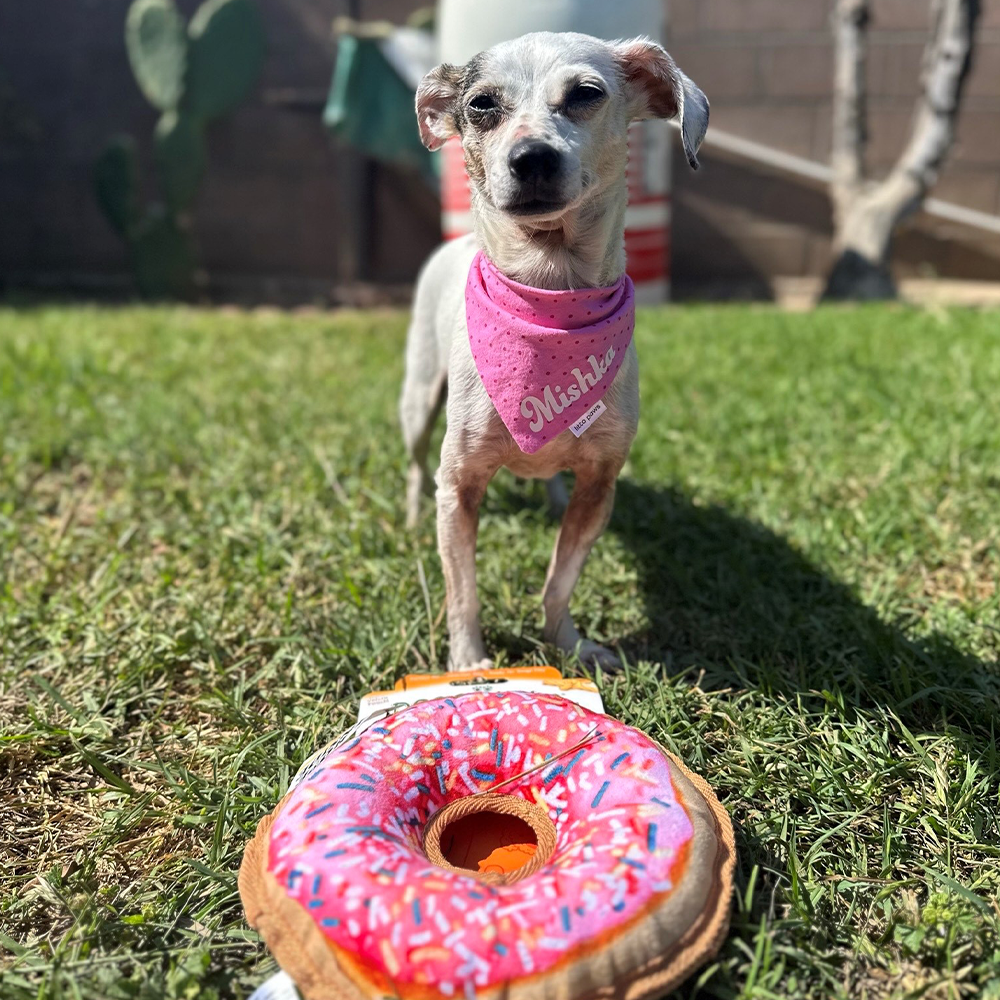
{"left": 830, "top": 0, "right": 870, "bottom": 202}
{"left": 878, "top": 0, "right": 979, "bottom": 222}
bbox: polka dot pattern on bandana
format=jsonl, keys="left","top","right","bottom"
{"left": 466, "top": 251, "right": 636, "bottom": 454}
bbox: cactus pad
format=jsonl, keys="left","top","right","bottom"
{"left": 125, "top": 0, "right": 188, "bottom": 111}
{"left": 155, "top": 111, "right": 206, "bottom": 214}
{"left": 186, "top": 0, "right": 265, "bottom": 122}
{"left": 94, "top": 136, "right": 140, "bottom": 237}
{"left": 131, "top": 207, "right": 197, "bottom": 299}
{"left": 97, "top": 0, "right": 264, "bottom": 298}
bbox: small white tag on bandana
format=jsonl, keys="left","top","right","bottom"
{"left": 569, "top": 398, "right": 607, "bottom": 438}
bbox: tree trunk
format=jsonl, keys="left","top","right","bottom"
{"left": 824, "top": 192, "right": 899, "bottom": 300}
{"left": 822, "top": 0, "right": 979, "bottom": 301}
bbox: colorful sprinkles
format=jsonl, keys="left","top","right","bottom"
{"left": 268, "top": 691, "right": 693, "bottom": 999}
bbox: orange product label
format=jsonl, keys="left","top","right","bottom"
{"left": 394, "top": 666, "right": 562, "bottom": 690}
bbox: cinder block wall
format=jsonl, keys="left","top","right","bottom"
{"left": 0, "top": 0, "right": 442, "bottom": 299}
{"left": 667, "top": 0, "right": 1000, "bottom": 290}
{"left": 0, "top": 0, "right": 997, "bottom": 298}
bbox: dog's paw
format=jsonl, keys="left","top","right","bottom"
{"left": 573, "top": 640, "right": 622, "bottom": 672}
{"left": 447, "top": 657, "right": 495, "bottom": 674}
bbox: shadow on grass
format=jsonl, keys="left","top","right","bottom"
{"left": 609, "top": 480, "right": 999, "bottom": 737}
{"left": 471, "top": 476, "right": 999, "bottom": 998}
{"left": 605, "top": 481, "right": 1000, "bottom": 997}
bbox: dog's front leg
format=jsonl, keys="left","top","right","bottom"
{"left": 436, "top": 439, "right": 498, "bottom": 671}
{"left": 541, "top": 461, "right": 624, "bottom": 669}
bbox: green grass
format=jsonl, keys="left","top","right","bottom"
{"left": 1, "top": 303, "right": 998, "bottom": 1000}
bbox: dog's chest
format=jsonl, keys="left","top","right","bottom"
{"left": 467, "top": 340, "right": 639, "bottom": 479}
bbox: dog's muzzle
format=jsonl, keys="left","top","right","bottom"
{"left": 505, "top": 139, "right": 566, "bottom": 215}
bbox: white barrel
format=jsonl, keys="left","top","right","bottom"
{"left": 438, "top": 0, "right": 671, "bottom": 303}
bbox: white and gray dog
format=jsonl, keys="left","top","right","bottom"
{"left": 400, "top": 31, "right": 708, "bottom": 671}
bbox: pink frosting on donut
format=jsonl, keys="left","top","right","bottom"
{"left": 268, "top": 691, "right": 694, "bottom": 998}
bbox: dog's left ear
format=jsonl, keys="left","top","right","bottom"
{"left": 615, "top": 39, "right": 709, "bottom": 170}
{"left": 416, "top": 63, "right": 462, "bottom": 151}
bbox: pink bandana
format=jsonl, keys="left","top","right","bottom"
{"left": 466, "top": 250, "right": 635, "bottom": 454}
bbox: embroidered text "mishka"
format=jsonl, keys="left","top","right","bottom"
{"left": 520, "top": 348, "right": 615, "bottom": 431}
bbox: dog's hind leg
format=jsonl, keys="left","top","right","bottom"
{"left": 401, "top": 371, "right": 446, "bottom": 528}
{"left": 400, "top": 302, "right": 447, "bottom": 527}
{"left": 545, "top": 474, "right": 569, "bottom": 516}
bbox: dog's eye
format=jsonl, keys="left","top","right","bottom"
{"left": 565, "top": 83, "right": 606, "bottom": 110}
{"left": 468, "top": 94, "right": 500, "bottom": 114}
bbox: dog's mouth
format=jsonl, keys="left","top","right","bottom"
{"left": 501, "top": 197, "right": 571, "bottom": 220}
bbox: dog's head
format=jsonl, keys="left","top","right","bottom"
{"left": 416, "top": 32, "right": 708, "bottom": 225}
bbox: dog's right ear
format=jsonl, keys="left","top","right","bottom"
{"left": 416, "top": 64, "right": 462, "bottom": 151}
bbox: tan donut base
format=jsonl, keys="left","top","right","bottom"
{"left": 239, "top": 747, "right": 736, "bottom": 1000}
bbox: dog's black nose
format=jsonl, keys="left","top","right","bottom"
{"left": 508, "top": 139, "right": 561, "bottom": 182}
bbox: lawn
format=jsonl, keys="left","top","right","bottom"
{"left": 1, "top": 303, "right": 998, "bottom": 1000}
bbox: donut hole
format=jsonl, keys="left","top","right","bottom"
{"left": 423, "top": 793, "right": 557, "bottom": 884}
{"left": 439, "top": 811, "right": 537, "bottom": 872}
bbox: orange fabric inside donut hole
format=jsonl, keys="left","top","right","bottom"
{"left": 423, "top": 793, "right": 557, "bottom": 884}
{"left": 440, "top": 811, "right": 537, "bottom": 873}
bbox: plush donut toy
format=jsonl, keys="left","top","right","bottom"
{"left": 240, "top": 690, "right": 735, "bottom": 1000}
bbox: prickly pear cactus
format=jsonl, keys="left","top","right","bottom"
{"left": 125, "top": 0, "right": 187, "bottom": 112}
{"left": 155, "top": 111, "right": 206, "bottom": 214}
{"left": 94, "top": 136, "right": 140, "bottom": 237}
{"left": 186, "top": 0, "right": 266, "bottom": 122}
{"left": 96, "top": 0, "right": 265, "bottom": 298}
{"left": 131, "top": 207, "right": 197, "bottom": 299}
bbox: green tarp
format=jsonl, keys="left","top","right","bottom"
{"left": 324, "top": 33, "right": 436, "bottom": 182}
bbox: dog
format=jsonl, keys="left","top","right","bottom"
{"left": 400, "top": 31, "right": 708, "bottom": 671}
